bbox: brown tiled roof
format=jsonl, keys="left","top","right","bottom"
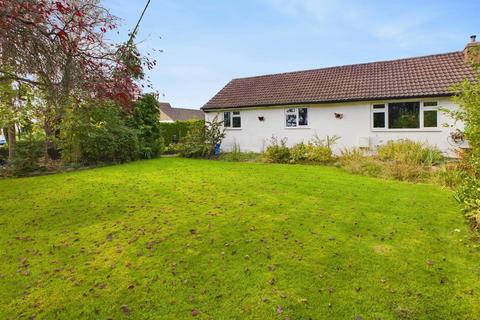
{"left": 159, "top": 103, "right": 204, "bottom": 121}
{"left": 202, "top": 51, "right": 477, "bottom": 110}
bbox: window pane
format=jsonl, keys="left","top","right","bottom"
{"left": 223, "top": 112, "right": 231, "bottom": 127}
{"left": 373, "top": 104, "right": 385, "bottom": 109}
{"left": 232, "top": 115, "right": 241, "bottom": 128}
{"left": 286, "top": 114, "right": 297, "bottom": 127}
{"left": 233, "top": 111, "right": 240, "bottom": 115}
{"left": 298, "top": 108, "right": 308, "bottom": 126}
{"left": 388, "top": 102, "right": 420, "bottom": 129}
{"left": 424, "top": 110, "right": 437, "bottom": 128}
{"left": 423, "top": 101, "right": 438, "bottom": 107}
{"left": 373, "top": 112, "right": 385, "bottom": 128}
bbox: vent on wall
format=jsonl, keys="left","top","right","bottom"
{"left": 358, "top": 137, "right": 370, "bottom": 149}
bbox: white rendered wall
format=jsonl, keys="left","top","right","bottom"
{"left": 205, "top": 98, "right": 463, "bottom": 156}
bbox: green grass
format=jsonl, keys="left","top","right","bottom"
{"left": 0, "top": 158, "right": 479, "bottom": 319}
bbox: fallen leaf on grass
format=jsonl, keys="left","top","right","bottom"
{"left": 276, "top": 305, "right": 283, "bottom": 314}
{"left": 120, "top": 305, "right": 129, "bottom": 315}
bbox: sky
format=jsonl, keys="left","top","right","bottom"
{"left": 103, "top": 0, "right": 479, "bottom": 109}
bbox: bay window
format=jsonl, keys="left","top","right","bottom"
{"left": 371, "top": 101, "right": 438, "bottom": 130}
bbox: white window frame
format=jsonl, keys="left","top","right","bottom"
{"left": 285, "top": 107, "right": 309, "bottom": 128}
{"left": 223, "top": 111, "right": 241, "bottom": 129}
{"left": 422, "top": 101, "right": 439, "bottom": 129}
{"left": 370, "top": 100, "right": 440, "bottom": 131}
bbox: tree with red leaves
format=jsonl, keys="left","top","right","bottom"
{"left": 0, "top": 0, "right": 151, "bottom": 159}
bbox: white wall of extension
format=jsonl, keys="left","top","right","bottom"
{"left": 204, "top": 97, "right": 465, "bottom": 156}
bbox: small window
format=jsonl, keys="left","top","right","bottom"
{"left": 224, "top": 111, "right": 241, "bottom": 128}
{"left": 232, "top": 112, "right": 241, "bottom": 128}
{"left": 373, "top": 112, "right": 385, "bottom": 128}
{"left": 223, "top": 112, "right": 231, "bottom": 127}
{"left": 285, "top": 107, "right": 308, "bottom": 127}
{"left": 298, "top": 108, "right": 308, "bottom": 126}
{"left": 286, "top": 108, "right": 297, "bottom": 127}
{"left": 372, "top": 104, "right": 386, "bottom": 128}
{"left": 423, "top": 110, "right": 437, "bottom": 127}
{"left": 423, "top": 101, "right": 438, "bottom": 128}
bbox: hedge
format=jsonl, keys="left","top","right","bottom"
{"left": 159, "top": 120, "right": 204, "bottom": 145}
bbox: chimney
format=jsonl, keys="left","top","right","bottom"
{"left": 464, "top": 35, "right": 480, "bottom": 65}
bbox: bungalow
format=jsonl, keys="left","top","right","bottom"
{"left": 159, "top": 102, "right": 204, "bottom": 123}
{"left": 202, "top": 36, "right": 479, "bottom": 155}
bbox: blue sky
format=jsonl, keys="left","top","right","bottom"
{"left": 103, "top": 0, "right": 479, "bottom": 109}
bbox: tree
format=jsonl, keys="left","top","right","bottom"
{"left": 128, "top": 93, "right": 162, "bottom": 158}
{"left": 0, "top": 77, "right": 34, "bottom": 159}
{"left": 0, "top": 0, "right": 151, "bottom": 159}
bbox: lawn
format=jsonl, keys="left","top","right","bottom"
{"left": 0, "top": 158, "right": 479, "bottom": 319}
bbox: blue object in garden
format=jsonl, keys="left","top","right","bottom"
{"left": 214, "top": 143, "right": 221, "bottom": 155}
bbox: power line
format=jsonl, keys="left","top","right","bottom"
{"left": 127, "top": 0, "right": 151, "bottom": 45}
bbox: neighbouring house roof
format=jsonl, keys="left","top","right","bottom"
{"left": 202, "top": 51, "right": 477, "bottom": 110}
{"left": 159, "top": 103, "right": 204, "bottom": 121}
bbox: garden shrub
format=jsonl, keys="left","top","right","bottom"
{"left": 383, "top": 161, "right": 430, "bottom": 182}
{"left": 80, "top": 120, "right": 139, "bottom": 164}
{"left": 263, "top": 136, "right": 290, "bottom": 163}
{"left": 0, "top": 144, "right": 7, "bottom": 165}
{"left": 159, "top": 120, "right": 205, "bottom": 145}
{"left": 455, "top": 172, "right": 480, "bottom": 229}
{"left": 178, "top": 124, "right": 205, "bottom": 158}
{"left": 305, "top": 135, "right": 339, "bottom": 163}
{"left": 421, "top": 147, "right": 444, "bottom": 166}
{"left": 338, "top": 148, "right": 383, "bottom": 177}
{"left": 10, "top": 136, "right": 45, "bottom": 176}
{"left": 378, "top": 140, "right": 443, "bottom": 165}
{"left": 290, "top": 142, "right": 307, "bottom": 163}
{"left": 61, "top": 102, "right": 139, "bottom": 165}
{"left": 445, "top": 71, "right": 480, "bottom": 229}
{"left": 178, "top": 116, "right": 225, "bottom": 158}
{"left": 434, "top": 162, "right": 464, "bottom": 188}
{"left": 338, "top": 147, "right": 368, "bottom": 165}
{"left": 305, "top": 144, "right": 334, "bottom": 163}
{"left": 164, "top": 143, "right": 182, "bottom": 155}
{"left": 338, "top": 146, "right": 439, "bottom": 183}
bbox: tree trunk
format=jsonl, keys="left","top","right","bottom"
{"left": 44, "top": 119, "right": 59, "bottom": 161}
{"left": 7, "top": 125, "right": 15, "bottom": 159}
